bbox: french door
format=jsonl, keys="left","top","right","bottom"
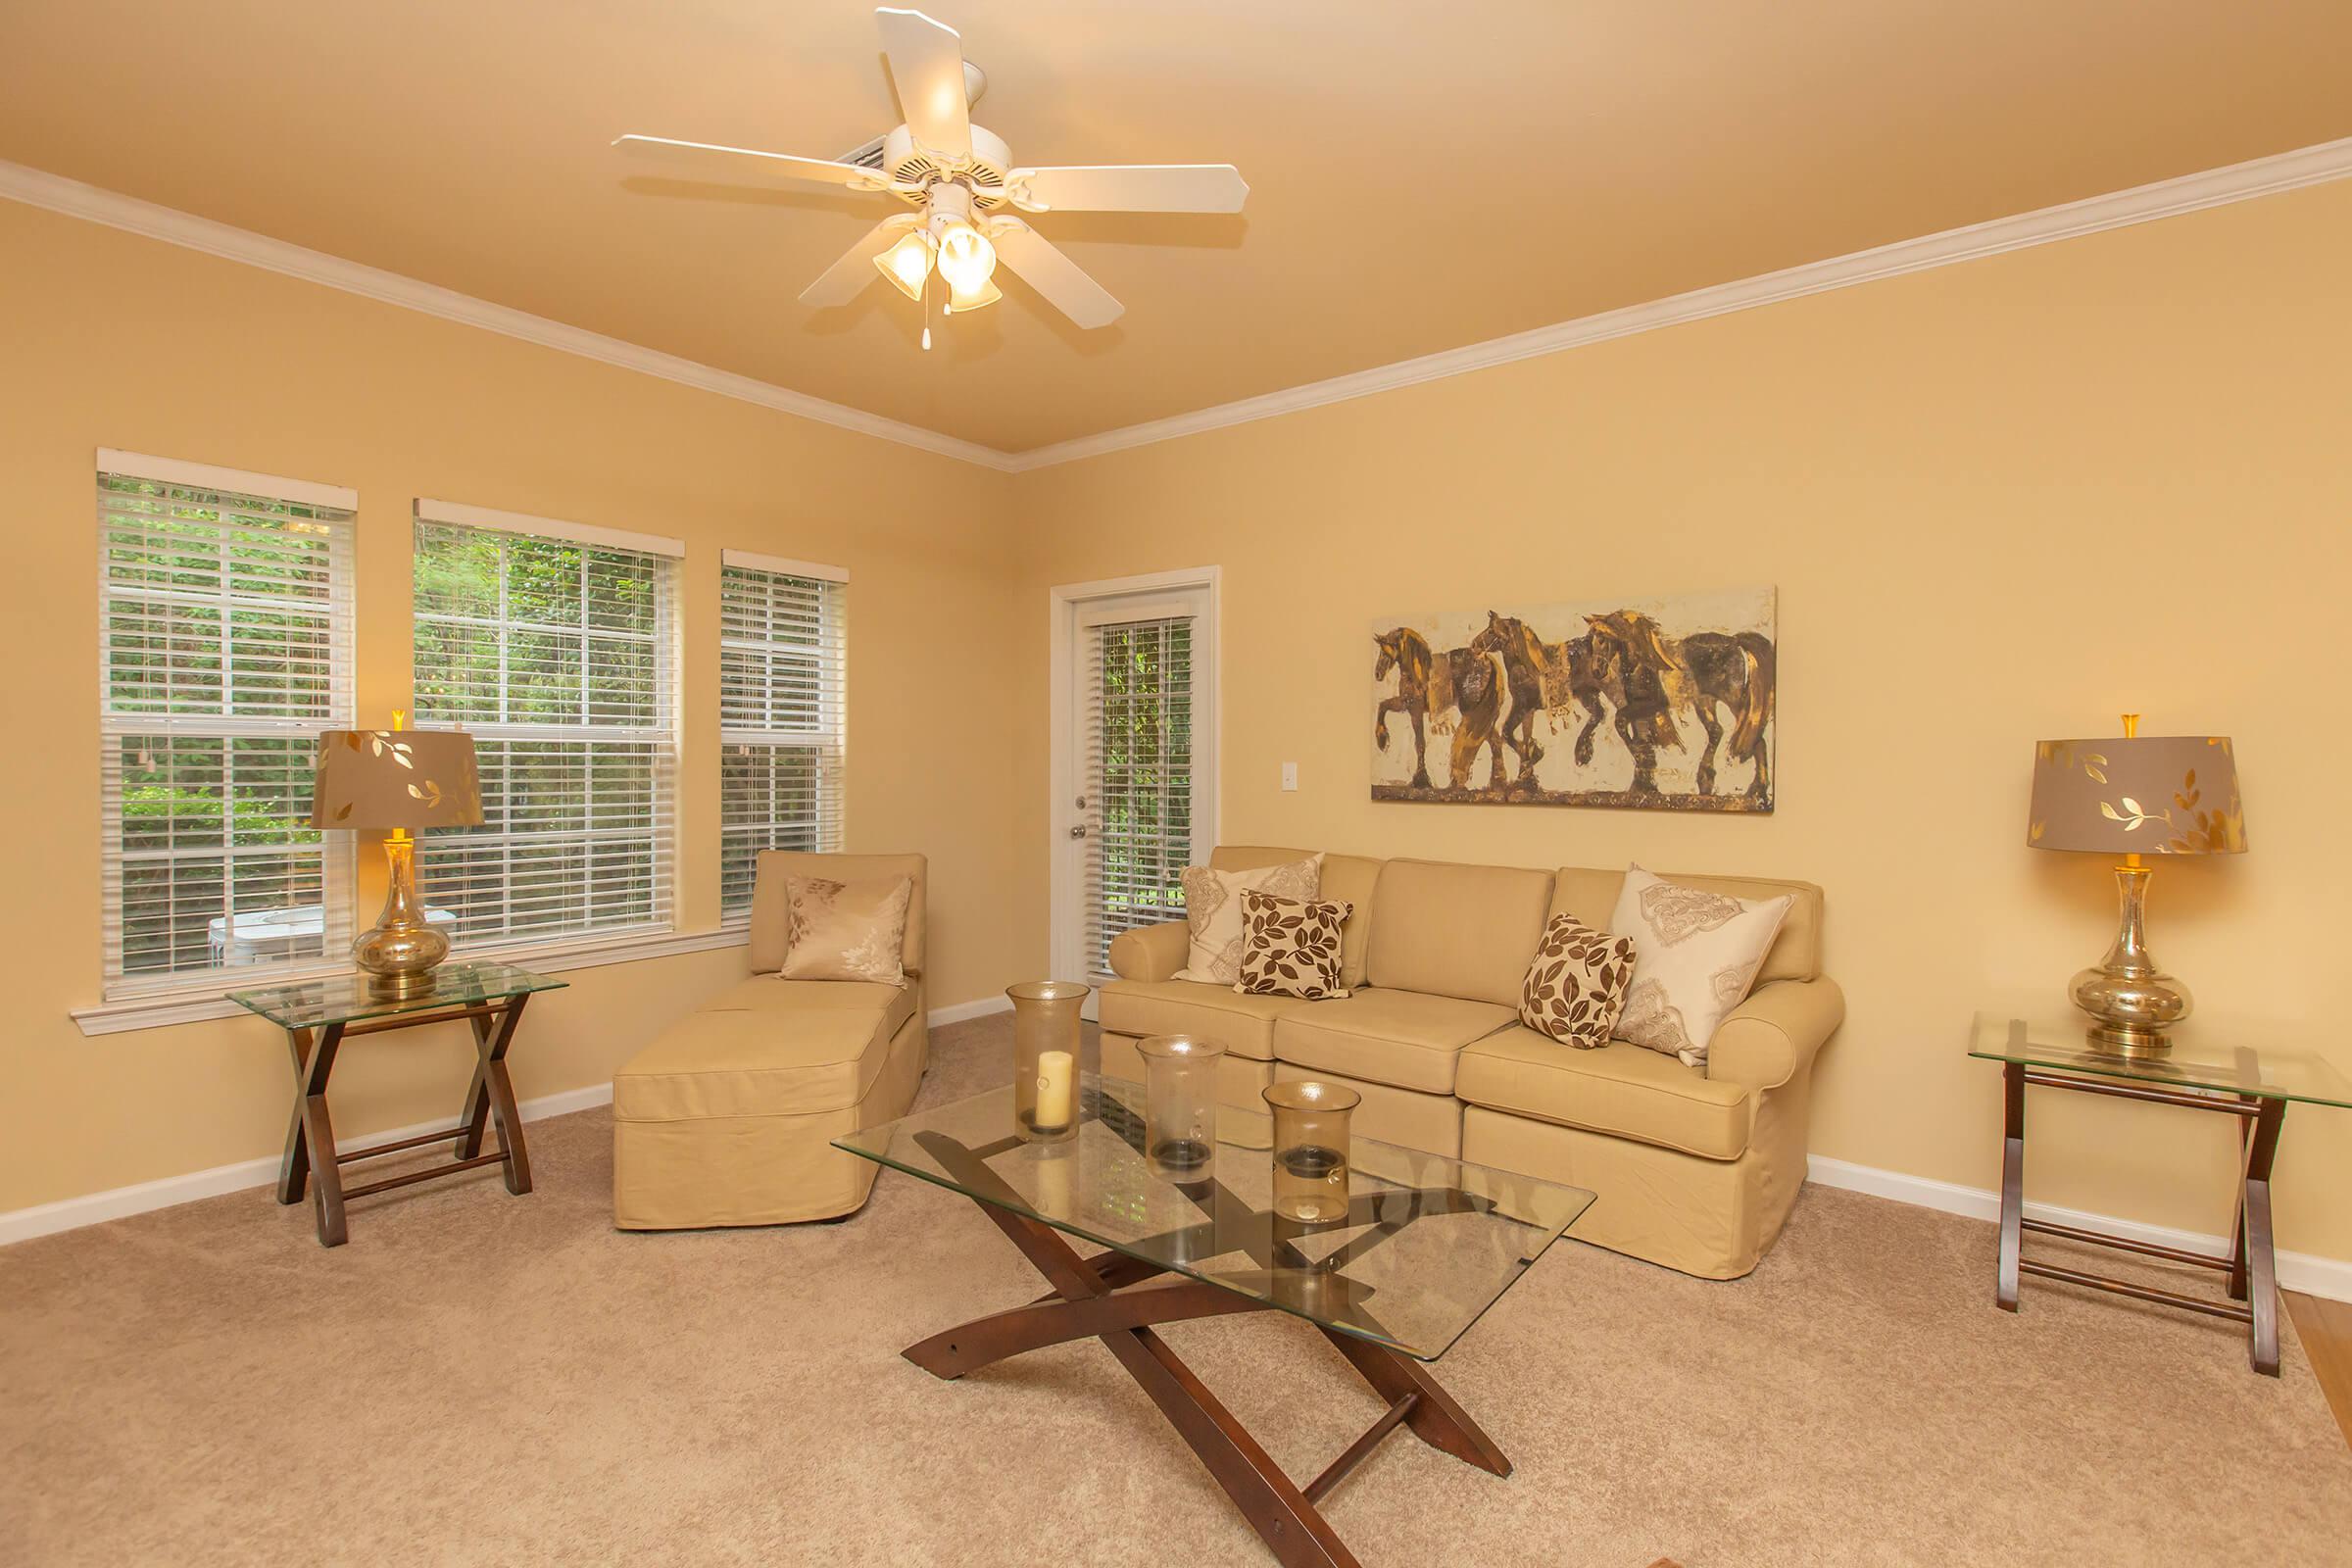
{"left": 1052, "top": 575, "right": 1217, "bottom": 989}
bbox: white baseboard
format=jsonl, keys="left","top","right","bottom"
{"left": 1806, "top": 1153, "right": 2352, "bottom": 1304}
{"left": 0, "top": 1082, "right": 615, "bottom": 1248}
{"left": 927, "top": 995, "right": 1012, "bottom": 1027}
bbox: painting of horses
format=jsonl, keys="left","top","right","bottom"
{"left": 1371, "top": 587, "right": 1777, "bottom": 811}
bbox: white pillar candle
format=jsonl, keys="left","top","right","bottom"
{"left": 1035, "top": 1050, "right": 1076, "bottom": 1130}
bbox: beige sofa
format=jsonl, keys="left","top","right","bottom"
{"left": 1102, "top": 847, "right": 1842, "bottom": 1279}
{"left": 611, "top": 852, "right": 929, "bottom": 1230}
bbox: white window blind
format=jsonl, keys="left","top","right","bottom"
{"left": 1080, "top": 614, "right": 1195, "bottom": 976}
{"left": 97, "top": 457, "right": 357, "bottom": 997}
{"left": 718, "top": 551, "right": 848, "bottom": 919}
{"left": 411, "top": 508, "right": 681, "bottom": 948}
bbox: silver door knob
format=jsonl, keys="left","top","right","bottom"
{"left": 1068, "top": 825, "right": 1088, "bottom": 839}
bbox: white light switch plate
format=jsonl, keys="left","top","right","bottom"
{"left": 1281, "top": 761, "right": 1298, "bottom": 791}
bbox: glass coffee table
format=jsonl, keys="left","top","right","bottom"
{"left": 837, "top": 1077, "right": 1592, "bottom": 1568}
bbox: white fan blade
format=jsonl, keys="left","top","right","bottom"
{"left": 799, "top": 219, "right": 916, "bottom": 307}
{"left": 989, "top": 222, "right": 1123, "bottom": 329}
{"left": 875, "top": 8, "right": 971, "bottom": 160}
{"left": 1008, "top": 164, "right": 1249, "bottom": 214}
{"left": 613, "top": 133, "right": 881, "bottom": 189}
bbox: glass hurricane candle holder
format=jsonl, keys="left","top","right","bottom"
{"left": 1136, "top": 1034, "right": 1225, "bottom": 1181}
{"left": 1005, "top": 980, "right": 1089, "bottom": 1143}
{"left": 1263, "top": 1079, "right": 1360, "bottom": 1224}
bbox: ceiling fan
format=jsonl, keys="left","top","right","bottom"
{"left": 614, "top": 7, "right": 1249, "bottom": 345}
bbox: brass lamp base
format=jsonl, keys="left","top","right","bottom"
{"left": 2070, "top": 863, "right": 2191, "bottom": 1058}
{"left": 354, "top": 834, "right": 450, "bottom": 1000}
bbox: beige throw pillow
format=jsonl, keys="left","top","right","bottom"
{"left": 1234, "top": 891, "right": 1354, "bottom": 1001}
{"left": 1608, "top": 864, "right": 1791, "bottom": 1069}
{"left": 782, "top": 874, "right": 912, "bottom": 985}
{"left": 1518, "top": 913, "right": 1638, "bottom": 1049}
{"left": 1175, "top": 854, "right": 1323, "bottom": 985}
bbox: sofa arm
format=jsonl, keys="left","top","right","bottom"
{"left": 1706, "top": 976, "right": 1845, "bottom": 1097}
{"left": 1107, "top": 920, "right": 1189, "bottom": 983}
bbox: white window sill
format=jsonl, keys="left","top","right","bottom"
{"left": 70, "top": 925, "right": 750, "bottom": 1038}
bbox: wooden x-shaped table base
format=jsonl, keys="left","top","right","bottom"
{"left": 274, "top": 993, "right": 535, "bottom": 1248}
{"left": 902, "top": 1132, "right": 1512, "bottom": 1568}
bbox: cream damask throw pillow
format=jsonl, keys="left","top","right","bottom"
{"left": 1608, "top": 864, "right": 1792, "bottom": 1069}
{"left": 1234, "top": 891, "right": 1354, "bottom": 1001}
{"left": 782, "top": 874, "right": 913, "bottom": 985}
{"left": 1518, "top": 913, "right": 1638, "bottom": 1049}
{"left": 1174, "top": 854, "right": 1324, "bottom": 986}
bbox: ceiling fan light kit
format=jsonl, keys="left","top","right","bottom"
{"left": 613, "top": 6, "right": 1247, "bottom": 346}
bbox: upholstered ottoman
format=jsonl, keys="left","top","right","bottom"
{"left": 612, "top": 852, "right": 928, "bottom": 1230}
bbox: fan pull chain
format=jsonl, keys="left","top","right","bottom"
{"left": 921, "top": 267, "right": 933, "bottom": 352}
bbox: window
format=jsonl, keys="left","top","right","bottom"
{"left": 97, "top": 451, "right": 356, "bottom": 996}
{"left": 718, "top": 551, "right": 848, "bottom": 919}
{"left": 411, "top": 500, "right": 681, "bottom": 948}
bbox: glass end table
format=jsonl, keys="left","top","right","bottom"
{"left": 230, "top": 961, "right": 567, "bottom": 1247}
{"left": 837, "top": 1076, "right": 1592, "bottom": 1568}
{"left": 1969, "top": 1010, "right": 2352, "bottom": 1375}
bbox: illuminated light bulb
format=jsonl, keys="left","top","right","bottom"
{"left": 935, "top": 221, "right": 997, "bottom": 294}
{"left": 944, "top": 277, "right": 1002, "bottom": 315}
{"left": 874, "top": 230, "right": 935, "bottom": 302}
{"left": 921, "top": 325, "right": 932, "bottom": 351}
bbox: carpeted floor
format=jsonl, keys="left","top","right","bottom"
{"left": 6, "top": 1015, "right": 2349, "bottom": 1567}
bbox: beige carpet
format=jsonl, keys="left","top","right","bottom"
{"left": 6, "top": 1015, "right": 2348, "bottom": 1567}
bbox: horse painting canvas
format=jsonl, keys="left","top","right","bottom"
{"left": 1371, "top": 587, "right": 1777, "bottom": 812}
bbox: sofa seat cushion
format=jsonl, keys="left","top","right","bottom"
{"left": 1099, "top": 978, "right": 1313, "bottom": 1061}
{"left": 1455, "top": 1026, "right": 1752, "bottom": 1160}
{"left": 1273, "top": 989, "right": 1515, "bottom": 1095}
{"left": 615, "top": 990, "right": 905, "bottom": 1122}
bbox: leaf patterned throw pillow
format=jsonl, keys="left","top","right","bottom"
{"left": 1234, "top": 891, "right": 1353, "bottom": 1000}
{"left": 1518, "top": 913, "right": 1639, "bottom": 1049}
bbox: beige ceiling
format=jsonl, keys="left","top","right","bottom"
{"left": 4, "top": 1, "right": 2349, "bottom": 453}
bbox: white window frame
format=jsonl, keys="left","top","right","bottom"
{"left": 92, "top": 449, "right": 359, "bottom": 1002}
{"left": 717, "top": 549, "right": 849, "bottom": 924}
{"left": 410, "top": 499, "right": 684, "bottom": 955}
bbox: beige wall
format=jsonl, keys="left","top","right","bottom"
{"left": 1012, "top": 178, "right": 2352, "bottom": 1264}
{"left": 10, "top": 175, "right": 2351, "bottom": 1265}
{"left": 0, "top": 202, "right": 1023, "bottom": 1214}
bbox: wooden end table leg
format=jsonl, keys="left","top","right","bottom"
{"left": 2227, "top": 1100, "right": 2255, "bottom": 1301}
{"left": 276, "top": 1026, "right": 316, "bottom": 1205}
{"left": 2242, "top": 1098, "right": 2285, "bottom": 1377}
{"left": 286, "top": 1022, "right": 349, "bottom": 1248}
{"left": 463, "top": 996, "right": 532, "bottom": 1195}
{"left": 1997, "top": 1059, "right": 2025, "bottom": 1311}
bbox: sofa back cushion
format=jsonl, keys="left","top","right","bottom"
{"left": 1210, "top": 845, "right": 1383, "bottom": 990}
{"left": 1366, "top": 858, "right": 1555, "bottom": 1006}
{"left": 1549, "top": 866, "right": 1822, "bottom": 983}
{"left": 749, "top": 851, "right": 928, "bottom": 976}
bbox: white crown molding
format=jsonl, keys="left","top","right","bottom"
{"left": 8, "top": 139, "right": 2350, "bottom": 476}
{"left": 1806, "top": 1154, "right": 2352, "bottom": 1304}
{"left": 1005, "top": 135, "right": 2352, "bottom": 471}
{"left": 0, "top": 160, "right": 1018, "bottom": 473}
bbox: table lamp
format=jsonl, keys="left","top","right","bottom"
{"left": 2027, "top": 714, "right": 2245, "bottom": 1056}
{"left": 311, "top": 715, "right": 483, "bottom": 998}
